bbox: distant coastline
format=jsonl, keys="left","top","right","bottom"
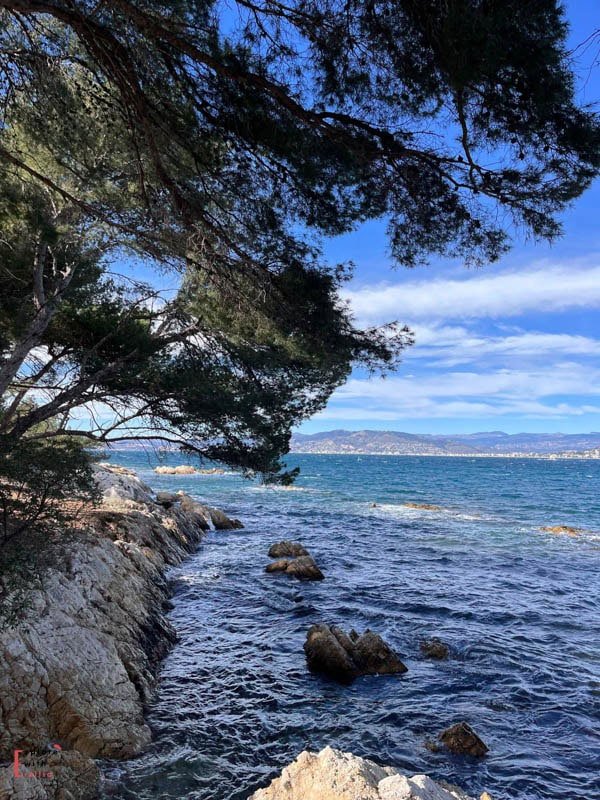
{"left": 290, "top": 429, "right": 600, "bottom": 459}
{"left": 288, "top": 449, "right": 600, "bottom": 460}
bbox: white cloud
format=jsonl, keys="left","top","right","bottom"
{"left": 408, "top": 325, "right": 600, "bottom": 366}
{"left": 344, "top": 262, "right": 600, "bottom": 322}
{"left": 320, "top": 363, "right": 600, "bottom": 420}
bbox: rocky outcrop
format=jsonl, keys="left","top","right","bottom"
{"left": 439, "top": 722, "right": 489, "bottom": 757}
{"left": 304, "top": 625, "right": 407, "bottom": 683}
{"left": 154, "top": 464, "right": 198, "bottom": 474}
{"left": 268, "top": 541, "right": 308, "bottom": 558}
{"left": 420, "top": 638, "right": 450, "bottom": 660}
{"left": 266, "top": 556, "right": 324, "bottom": 581}
{"left": 0, "top": 464, "right": 242, "bottom": 799}
{"left": 249, "top": 746, "right": 476, "bottom": 800}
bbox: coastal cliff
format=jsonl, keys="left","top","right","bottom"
{"left": 0, "top": 465, "right": 238, "bottom": 799}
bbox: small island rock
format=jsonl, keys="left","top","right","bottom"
{"left": 268, "top": 541, "right": 309, "bottom": 558}
{"left": 304, "top": 624, "right": 407, "bottom": 683}
{"left": 265, "top": 555, "right": 324, "bottom": 581}
{"left": 439, "top": 722, "right": 489, "bottom": 757}
{"left": 249, "top": 746, "right": 475, "bottom": 800}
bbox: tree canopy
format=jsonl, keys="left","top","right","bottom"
{"left": 0, "top": 0, "right": 598, "bottom": 478}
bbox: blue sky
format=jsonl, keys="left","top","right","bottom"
{"left": 300, "top": 0, "right": 600, "bottom": 435}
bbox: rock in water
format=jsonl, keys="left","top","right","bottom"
{"left": 266, "top": 558, "right": 291, "bottom": 573}
{"left": 207, "top": 506, "right": 244, "bottom": 530}
{"left": 248, "top": 746, "right": 475, "bottom": 800}
{"left": 540, "top": 525, "right": 582, "bottom": 536}
{"left": 285, "top": 556, "right": 324, "bottom": 581}
{"left": 268, "top": 541, "right": 309, "bottom": 558}
{"left": 304, "top": 624, "right": 407, "bottom": 683}
{"left": 403, "top": 502, "right": 442, "bottom": 511}
{"left": 439, "top": 722, "right": 489, "bottom": 757}
{"left": 420, "top": 638, "right": 450, "bottom": 659}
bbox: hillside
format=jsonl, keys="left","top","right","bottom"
{"left": 290, "top": 430, "right": 600, "bottom": 456}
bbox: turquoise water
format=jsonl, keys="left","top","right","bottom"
{"left": 101, "top": 452, "right": 600, "bottom": 800}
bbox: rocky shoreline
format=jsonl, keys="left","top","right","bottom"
{"left": 0, "top": 465, "right": 240, "bottom": 799}
{"left": 0, "top": 466, "right": 481, "bottom": 800}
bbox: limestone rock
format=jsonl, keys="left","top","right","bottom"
{"left": 93, "top": 464, "right": 154, "bottom": 505}
{"left": 0, "top": 749, "right": 99, "bottom": 800}
{"left": 304, "top": 624, "right": 407, "bottom": 683}
{"left": 420, "top": 638, "right": 450, "bottom": 660}
{"left": 249, "top": 746, "right": 475, "bottom": 800}
{"left": 154, "top": 465, "right": 197, "bottom": 475}
{"left": 268, "top": 541, "right": 309, "bottom": 558}
{"left": 0, "top": 468, "right": 231, "bottom": 789}
{"left": 439, "top": 722, "right": 489, "bottom": 757}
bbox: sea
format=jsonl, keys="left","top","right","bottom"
{"left": 100, "top": 450, "right": 600, "bottom": 800}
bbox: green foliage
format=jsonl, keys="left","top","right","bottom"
{"left": 0, "top": 0, "right": 597, "bottom": 485}
{"left": 0, "top": 435, "right": 99, "bottom": 626}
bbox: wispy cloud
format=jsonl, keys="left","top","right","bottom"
{"left": 344, "top": 261, "right": 600, "bottom": 322}
{"left": 319, "top": 363, "right": 600, "bottom": 420}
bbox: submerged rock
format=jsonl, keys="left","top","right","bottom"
{"left": 268, "top": 541, "right": 309, "bottom": 558}
{"left": 304, "top": 624, "right": 407, "bottom": 683}
{"left": 420, "top": 637, "right": 450, "bottom": 660}
{"left": 540, "top": 525, "right": 582, "bottom": 536}
{"left": 249, "top": 746, "right": 475, "bottom": 800}
{"left": 439, "top": 722, "right": 489, "bottom": 757}
{"left": 403, "top": 502, "right": 442, "bottom": 511}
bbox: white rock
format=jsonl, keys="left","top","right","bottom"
{"left": 249, "top": 747, "right": 475, "bottom": 800}
{"left": 93, "top": 464, "right": 154, "bottom": 505}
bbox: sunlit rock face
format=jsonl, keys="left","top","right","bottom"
{"left": 0, "top": 465, "right": 234, "bottom": 799}
{"left": 249, "top": 747, "right": 476, "bottom": 800}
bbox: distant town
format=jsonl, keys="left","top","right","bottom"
{"left": 290, "top": 430, "right": 600, "bottom": 459}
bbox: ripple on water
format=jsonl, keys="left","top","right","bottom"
{"left": 100, "top": 454, "right": 600, "bottom": 800}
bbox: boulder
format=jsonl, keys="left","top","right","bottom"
{"left": 93, "top": 464, "right": 154, "bottom": 505}
{"left": 285, "top": 556, "right": 324, "bottom": 581}
{"left": 439, "top": 722, "right": 489, "bottom": 757}
{"left": 304, "top": 624, "right": 407, "bottom": 683}
{"left": 249, "top": 746, "right": 475, "bottom": 800}
{"left": 420, "top": 638, "right": 450, "bottom": 660}
{"left": 155, "top": 491, "right": 181, "bottom": 508}
{"left": 266, "top": 559, "right": 290, "bottom": 573}
{"left": 268, "top": 541, "right": 309, "bottom": 558}
{"left": 208, "top": 506, "right": 244, "bottom": 530}
{"left": 265, "top": 555, "right": 324, "bottom": 581}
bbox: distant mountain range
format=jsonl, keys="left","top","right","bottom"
{"left": 290, "top": 429, "right": 600, "bottom": 456}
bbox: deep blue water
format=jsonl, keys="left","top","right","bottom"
{"left": 100, "top": 452, "right": 600, "bottom": 800}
